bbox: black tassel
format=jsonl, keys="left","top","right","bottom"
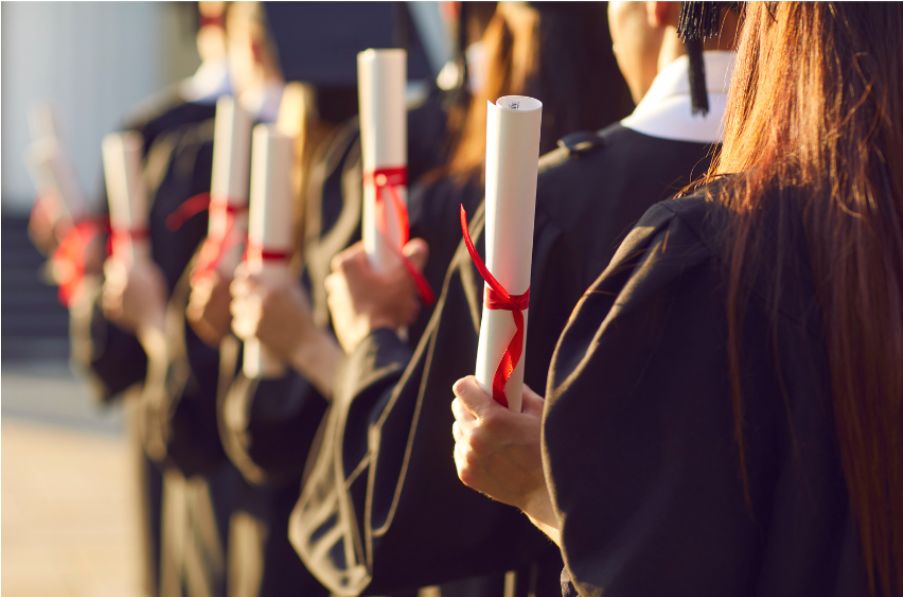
{"left": 685, "top": 39, "right": 709, "bottom": 115}
{"left": 678, "top": 2, "right": 723, "bottom": 42}
{"left": 678, "top": 2, "right": 724, "bottom": 116}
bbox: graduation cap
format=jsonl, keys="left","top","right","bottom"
{"left": 262, "top": 2, "right": 433, "bottom": 87}
{"left": 677, "top": 1, "right": 729, "bottom": 116}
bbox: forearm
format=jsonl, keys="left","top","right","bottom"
{"left": 68, "top": 277, "right": 148, "bottom": 401}
{"left": 136, "top": 311, "right": 169, "bottom": 378}
{"left": 527, "top": 517, "right": 561, "bottom": 547}
{"left": 522, "top": 485, "right": 561, "bottom": 547}
{"left": 289, "top": 328, "right": 344, "bottom": 399}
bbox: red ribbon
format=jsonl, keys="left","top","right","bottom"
{"left": 364, "top": 166, "right": 436, "bottom": 305}
{"left": 244, "top": 241, "right": 291, "bottom": 264}
{"left": 51, "top": 217, "right": 106, "bottom": 307}
{"left": 460, "top": 205, "right": 530, "bottom": 408}
{"left": 166, "top": 192, "right": 249, "bottom": 283}
{"left": 107, "top": 225, "right": 150, "bottom": 261}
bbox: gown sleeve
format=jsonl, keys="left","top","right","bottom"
{"left": 544, "top": 200, "right": 761, "bottom": 597}
{"left": 216, "top": 334, "right": 329, "bottom": 485}
{"left": 69, "top": 275, "right": 148, "bottom": 402}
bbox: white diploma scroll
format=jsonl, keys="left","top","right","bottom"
{"left": 25, "top": 138, "right": 88, "bottom": 222}
{"left": 243, "top": 124, "right": 296, "bottom": 379}
{"left": 102, "top": 131, "right": 150, "bottom": 265}
{"left": 28, "top": 104, "right": 62, "bottom": 145}
{"left": 208, "top": 95, "right": 252, "bottom": 274}
{"left": 474, "top": 96, "right": 543, "bottom": 413}
{"left": 357, "top": 48, "right": 407, "bottom": 271}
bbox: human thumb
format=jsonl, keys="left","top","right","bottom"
{"left": 402, "top": 238, "right": 430, "bottom": 272}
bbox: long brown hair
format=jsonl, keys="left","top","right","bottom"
{"left": 708, "top": 4, "right": 903, "bottom": 595}
{"left": 443, "top": 2, "right": 633, "bottom": 181}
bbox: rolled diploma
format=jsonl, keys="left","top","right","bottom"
{"left": 474, "top": 96, "right": 543, "bottom": 413}
{"left": 209, "top": 95, "right": 252, "bottom": 273}
{"left": 102, "top": 131, "right": 150, "bottom": 265}
{"left": 28, "top": 103, "right": 62, "bottom": 144}
{"left": 243, "top": 124, "right": 295, "bottom": 379}
{"left": 358, "top": 49, "right": 407, "bottom": 271}
{"left": 25, "top": 138, "right": 87, "bottom": 222}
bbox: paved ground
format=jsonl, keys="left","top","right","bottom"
{"left": 2, "top": 361, "right": 144, "bottom": 597}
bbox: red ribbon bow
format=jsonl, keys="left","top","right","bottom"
{"left": 49, "top": 214, "right": 147, "bottom": 307}
{"left": 460, "top": 205, "right": 530, "bottom": 408}
{"left": 51, "top": 217, "right": 106, "bottom": 307}
{"left": 364, "top": 166, "right": 436, "bottom": 305}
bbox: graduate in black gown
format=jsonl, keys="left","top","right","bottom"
{"left": 289, "top": 3, "right": 739, "bottom": 597}
{"left": 451, "top": 3, "right": 903, "bottom": 597}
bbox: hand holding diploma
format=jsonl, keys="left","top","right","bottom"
{"left": 102, "top": 131, "right": 151, "bottom": 265}
{"left": 451, "top": 376, "right": 559, "bottom": 546}
{"left": 25, "top": 119, "right": 100, "bottom": 305}
{"left": 100, "top": 130, "right": 167, "bottom": 347}
{"left": 325, "top": 238, "right": 429, "bottom": 354}
{"left": 187, "top": 95, "right": 253, "bottom": 345}
{"left": 194, "top": 95, "right": 252, "bottom": 282}
{"left": 241, "top": 124, "right": 295, "bottom": 379}
{"left": 358, "top": 48, "right": 435, "bottom": 305}
{"left": 463, "top": 96, "right": 543, "bottom": 413}
{"left": 230, "top": 265, "right": 341, "bottom": 398}
{"left": 187, "top": 270, "right": 234, "bottom": 347}
{"left": 102, "top": 256, "right": 168, "bottom": 342}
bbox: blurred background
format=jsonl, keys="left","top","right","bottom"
{"left": 2, "top": 4, "right": 202, "bottom": 596}
{"left": 2, "top": 2, "right": 200, "bottom": 360}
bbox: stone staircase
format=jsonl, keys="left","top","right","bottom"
{"left": 2, "top": 213, "right": 71, "bottom": 361}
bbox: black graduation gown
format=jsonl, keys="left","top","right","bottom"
{"left": 408, "top": 173, "right": 485, "bottom": 339}
{"left": 289, "top": 124, "right": 717, "bottom": 597}
{"left": 546, "top": 193, "right": 867, "bottom": 597}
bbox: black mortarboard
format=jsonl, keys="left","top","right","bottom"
{"left": 677, "top": 2, "right": 727, "bottom": 116}
{"left": 262, "top": 2, "right": 433, "bottom": 87}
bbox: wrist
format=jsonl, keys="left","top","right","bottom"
{"left": 136, "top": 311, "right": 167, "bottom": 359}
{"left": 290, "top": 328, "right": 343, "bottom": 399}
{"left": 368, "top": 311, "right": 407, "bottom": 336}
{"left": 521, "top": 484, "right": 557, "bottom": 530}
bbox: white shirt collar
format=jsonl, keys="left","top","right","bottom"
{"left": 621, "top": 50, "right": 736, "bottom": 144}
{"left": 180, "top": 59, "right": 232, "bottom": 106}
{"left": 239, "top": 81, "right": 284, "bottom": 124}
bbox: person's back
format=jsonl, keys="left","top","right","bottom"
{"left": 528, "top": 4, "right": 903, "bottom": 596}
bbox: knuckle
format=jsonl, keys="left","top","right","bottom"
{"left": 466, "top": 429, "right": 490, "bottom": 454}
{"left": 479, "top": 412, "right": 504, "bottom": 435}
